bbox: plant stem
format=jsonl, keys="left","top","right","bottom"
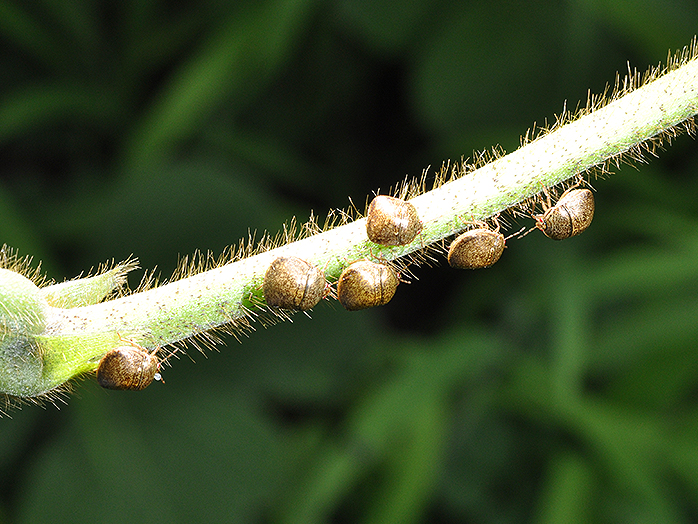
{"left": 2, "top": 45, "right": 698, "bottom": 400}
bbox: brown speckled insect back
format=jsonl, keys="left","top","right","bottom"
{"left": 366, "top": 195, "right": 422, "bottom": 246}
{"left": 97, "top": 345, "right": 160, "bottom": 391}
{"left": 448, "top": 228, "right": 505, "bottom": 269}
{"left": 337, "top": 260, "right": 399, "bottom": 311}
{"left": 263, "top": 256, "right": 326, "bottom": 311}
{"left": 535, "top": 188, "right": 595, "bottom": 240}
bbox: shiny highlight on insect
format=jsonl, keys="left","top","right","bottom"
{"left": 337, "top": 260, "right": 399, "bottom": 311}
{"left": 448, "top": 227, "right": 505, "bottom": 269}
{"left": 263, "top": 256, "right": 326, "bottom": 311}
{"left": 535, "top": 188, "right": 595, "bottom": 240}
{"left": 366, "top": 195, "right": 422, "bottom": 246}
{"left": 97, "top": 335, "right": 162, "bottom": 391}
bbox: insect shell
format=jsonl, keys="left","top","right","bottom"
{"left": 535, "top": 188, "right": 595, "bottom": 240}
{"left": 97, "top": 342, "right": 161, "bottom": 391}
{"left": 263, "top": 256, "right": 326, "bottom": 311}
{"left": 448, "top": 227, "right": 505, "bottom": 269}
{"left": 337, "top": 260, "right": 399, "bottom": 311}
{"left": 366, "top": 195, "right": 422, "bottom": 246}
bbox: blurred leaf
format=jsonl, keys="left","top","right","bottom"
{"left": 1, "top": 1, "right": 698, "bottom": 523}
{"left": 43, "top": 158, "right": 286, "bottom": 273}
{"left": 335, "top": 0, "right": 432, "bottom": 56}
{"left": 576, "top": 0, "right": 698, "bottom": 56}
{"left": 273, "top": 330, "right": 505, "bottom": 523}
{"left": 410, "top": 0, "right": 563, "bottom": 135}
{"left": 533, "top": 451, "right": 596, "bottom": 524}
{"left": 34, "top": 0, "right": 100, "bottom": 52}
{"left": 363, "top": 388, "right": 447, "bottom": 524}
{"left": 0, "top": 183, "right": 48, "bottom": 262}
{"left": 0, "top": 82, "right": 123, "bottom": 143}
{"left": 122, "top": 0, "right": 319, "bottom": 171}
{"left": 0, "top": 2, "right": 69, "bottom": 71}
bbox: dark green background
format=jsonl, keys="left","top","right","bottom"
{"left": 1, "top": 1, "right": 698, "bottom": 522}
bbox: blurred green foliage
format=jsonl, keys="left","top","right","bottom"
{"left": 0, "top": 0, "right": 697, "bottom": 522}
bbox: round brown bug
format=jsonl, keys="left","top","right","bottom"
{"left": 337, "top": 260, "right": 399, "bottom": 311}
{"left": 535, "top": 188, "right": 594, "bottom": 240}
{"left": 263, "top": 256, "right": 326, "bottom": 311}
{"left": 366, "top": 195, "right": 422, "bottom": 246}
{"left": 448, "top": 227, "right": 505, "bottom": 269}
{"left": 97, "top": 335, "right": 161, "bottom": 391}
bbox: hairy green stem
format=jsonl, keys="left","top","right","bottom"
{"left": 2, "top": 48, "right": 697, "bottom": 399}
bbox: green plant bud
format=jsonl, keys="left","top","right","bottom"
{"left": 0, "top": 268, "right": 48, "bottom": 396}
{"left": 40, "top": 260, "right": 138, "bottom": 308}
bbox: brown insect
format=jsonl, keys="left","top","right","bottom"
{"left": 97, "top": 335, "right": 162, "bottom": 391}
{"left": 263, "top": 256, "right": 326, "bottom": 311}
{"left": 337, "top": 260, "right": 399, "bottom": 311}
{"left": 366, "top": 195, "right": 422, "bottom": 246}
{"left": 448, "top": 227, "right": 505, "bottom": 269}
{"left": 535, "top": 188, "right": 595, "bottom": 240}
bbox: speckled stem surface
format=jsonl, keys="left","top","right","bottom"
{"left": 3, "top": 53, "right": 697, "bottom": 398}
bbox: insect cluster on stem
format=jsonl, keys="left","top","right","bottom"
{"left": 447, "top": 184, "right": 596, "bottom": 271}
{"left": 95, "top": 181, "right": 597, "bottom": 393}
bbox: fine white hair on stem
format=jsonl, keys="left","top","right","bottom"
{"left": 0, "top": 39, "right": 697, "bottom": 404}
{"left": 53, "top": 43, "right": 698, "bottom": 349}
